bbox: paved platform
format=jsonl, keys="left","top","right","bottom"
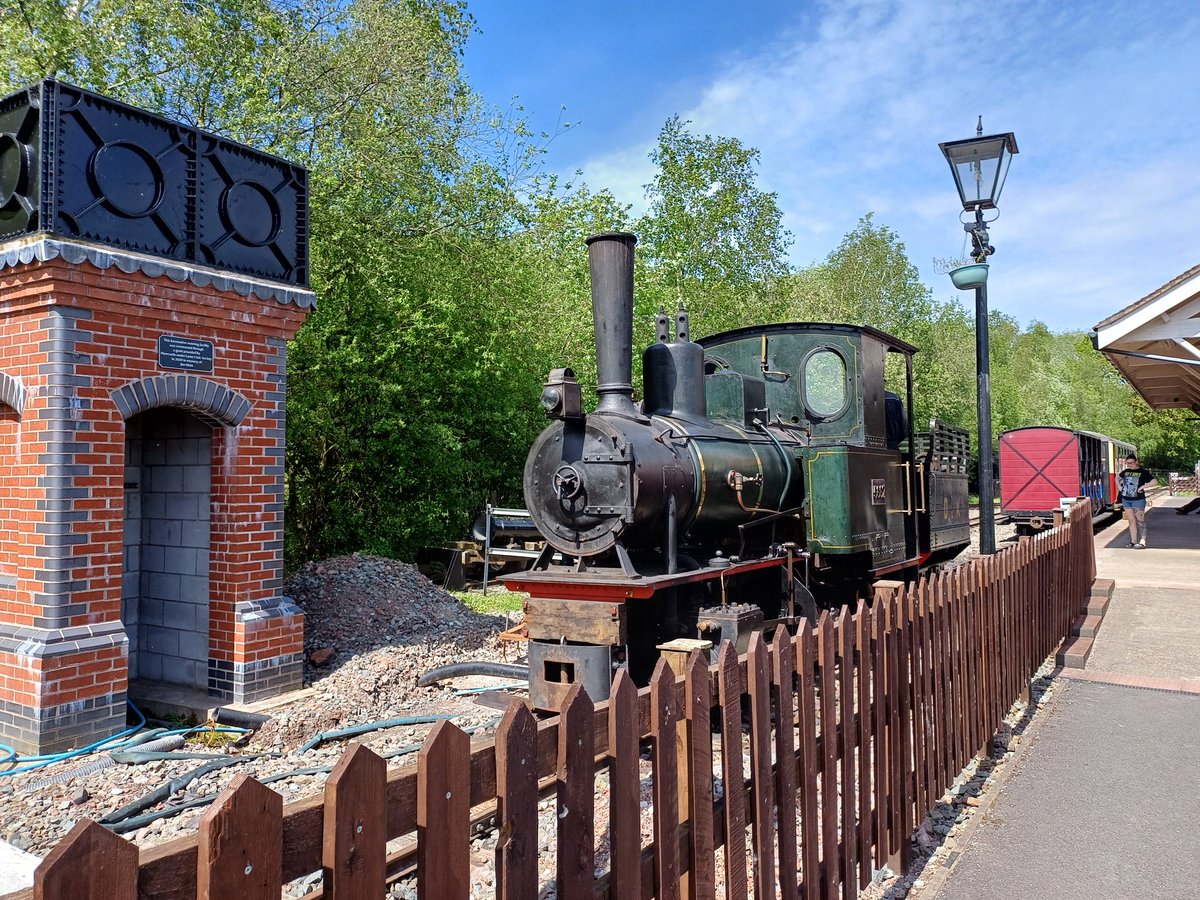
{"left": 932, "top": 496, "right": 1200, "bottom": 900}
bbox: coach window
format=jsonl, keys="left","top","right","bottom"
{"left": 803, "top": 347, "right": 848, "bottom": 420}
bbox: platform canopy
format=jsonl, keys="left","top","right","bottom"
{"left": 1092, "top": 263, "right": 1200, "bottom": 411}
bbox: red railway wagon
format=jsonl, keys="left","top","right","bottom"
{"left": 998, "top": 427, "right": 1135, "bottom": 533}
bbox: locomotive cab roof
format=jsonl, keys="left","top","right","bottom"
{"left": 697, "top": 321, "right": 920, "bottom": 356}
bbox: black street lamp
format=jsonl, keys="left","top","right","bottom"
{"left": 939, "top": 118, "right": 1018, "bottom": 555}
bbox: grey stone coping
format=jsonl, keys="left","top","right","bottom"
{"left": 234, "top": 596, "right": 304, "bottom": 624}
{"left": 0, "top": 236, "right": 315, "bottom": 309}
{"left": 0, "top": 619, "right": 128, "bottom": 658}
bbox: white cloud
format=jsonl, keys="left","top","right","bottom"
{"left": 578, "top": 142, "right": 656, "bottom": 218}
{"left": 991, "top": 157, "right": 1200, "bottom": 327}
{"left": 570, "top": 0, "right": 1200, "bottom": 331}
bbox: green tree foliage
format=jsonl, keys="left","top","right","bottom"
{"left": 3, "top": 0, "right": 557, "bottom": 562}
{"left": 636, "top": 116, "right": 792, "bottom": 337}
{"left": 509, "top": 179, "right": 632, "bottom": 400}
{"left": 785, "top": 216, "right": 936, "bottom": 340}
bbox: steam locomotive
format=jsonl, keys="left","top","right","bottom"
{"left": 504, "top": 232, "right": 970, "bottom": 711}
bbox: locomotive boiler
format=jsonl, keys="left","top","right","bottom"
{"left": 505, "top": 232, "right": 971, "bottom": 711}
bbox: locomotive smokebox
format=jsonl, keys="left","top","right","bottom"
{"left": 586, "top": 232, "right": 641, "bottom": 420}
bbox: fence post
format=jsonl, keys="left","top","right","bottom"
{"left": 795, "top": 620, "right": 821, "bottom": 900}
{"left": 197, "top": 774, "right": 283, "bottom": 900}
{"left": 685, "top": 650, "right": 716, "bottom": 900}
{"left": 495, "top": 700, "right": 539, "bottom": 900}
{"left": 894, "top": 588, "right": 913, "bottom": 875}
{"left": 322, "top": 744, "right": 386, "bottom": 900}
{"left": 1018, "top": 538, "right": 1032, "bottom": 706}
{"left": 835, "top": 608, "right": 858, "bottom": 899}
{"left": 854, "top": 600, "right": 873, "bottom": 889}
{"left": 35, "top": 819, "right": 137, "bottom": 900}
{"left": 747, "top": 633, "right": 777, "bottom": 900}
{"left": 914, "top": 578, "right": 935, "bottom": 823}
{"left": 772, "top": 627, "right": 799, "bottom": 900}
{"left": 650, "top": 661, "right": 681, "bottom": 900}
{"left": 817, "top": 611, "right": 840, "bottom": 900}
{"left": 607, "top": 671, "right": 644, "bottom": 900}
{"left": 717, "top": 642, "right": 748, "bottom": 897}
{"left": 417, "top": 720, "right": 470, "bottom": 900}
{"left": 870, "top": 599, "right": 889, "bottom": 877}
{"left": 557, "top": 682, "right": 596, "bottom": 900}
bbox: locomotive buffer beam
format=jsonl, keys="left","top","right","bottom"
{"left": 503, "top": 555, "right": 793, "bottom": 602}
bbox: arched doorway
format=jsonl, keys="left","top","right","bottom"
{"left": 123, "top": 409, "right": 212, "bottom": 688}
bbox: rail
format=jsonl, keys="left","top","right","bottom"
{"left": 11, "top": 501, "right": 1096, "bottom": 900}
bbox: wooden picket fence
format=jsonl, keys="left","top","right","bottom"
{"left": 1168, "top": 468, "right": 1199, "bottom": 495}
{"left": 16, "top": 501, "right": 1095, "bottom": 900}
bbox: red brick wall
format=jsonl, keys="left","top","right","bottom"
{"left": 0, "top": 308, "right": 50, "bottom": 628}
{"left": 0, "top": 255, "right": 310, "bottom": 735}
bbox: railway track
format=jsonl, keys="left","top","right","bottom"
{"left": 968, "top": 507, "right": 1125, "bottom": 534}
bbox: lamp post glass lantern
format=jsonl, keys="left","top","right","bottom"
{"left": 938, "top": 131, "right": 1019, "bottom": 211}
{"left": 939, "top": 118, "right": 1018, "bottom": 555}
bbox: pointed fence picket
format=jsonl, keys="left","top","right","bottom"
{"left": 322, "top": 743, "right": 386, "bottom": 899}
{"left": 17, "top": 502, "right": 1095, "bottom": 900}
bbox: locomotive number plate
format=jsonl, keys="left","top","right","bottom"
{"left": 871, "top": 478, "right": 886, "bottom": 505}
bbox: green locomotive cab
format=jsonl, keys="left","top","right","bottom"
{"left": 698, "top": 323, "right": 969, "bottom": 578}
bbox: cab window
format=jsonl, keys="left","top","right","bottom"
{"left": 803, "top": 348, "right": 848, "bottom": 419}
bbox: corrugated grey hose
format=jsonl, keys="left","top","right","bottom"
{"left": 104, "top": 717, "right": 502, "bottom": 835}
{"left": 23, "top": 734, "right": 187, "bottom": 791}
{"left": 416, "top": 661, "right": 530, "bottom": 687}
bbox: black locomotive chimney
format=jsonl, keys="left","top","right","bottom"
{"left": 585, "top": 231, "right": 641, "bottom": 419}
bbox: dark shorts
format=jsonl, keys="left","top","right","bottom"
{"left": 1123, "top": 497, "right": 1146, "bottom": 510}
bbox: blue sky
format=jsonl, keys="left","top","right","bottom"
{"left": 462, "top": 0, "right": 1200, "bottom": 333}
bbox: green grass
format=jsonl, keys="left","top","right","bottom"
{"left": 188, "top": 725, "right": 241, "bottom": 748}
{"left": 453, "top": 588, "right": 526, "bottom": 616}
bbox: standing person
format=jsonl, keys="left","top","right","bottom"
{"left": 1117, "top": 454, "right": 1154, "bottom": 548}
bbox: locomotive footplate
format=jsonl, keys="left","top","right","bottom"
{"left": 509, "top": 556, "right": 796, "bottom": 712}
{"left": 502, "top": 555, "right": 789, "bottom": 601}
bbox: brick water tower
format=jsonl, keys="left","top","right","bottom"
{"left": 0, "top": 80, "right": 314, "bottom": 753}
